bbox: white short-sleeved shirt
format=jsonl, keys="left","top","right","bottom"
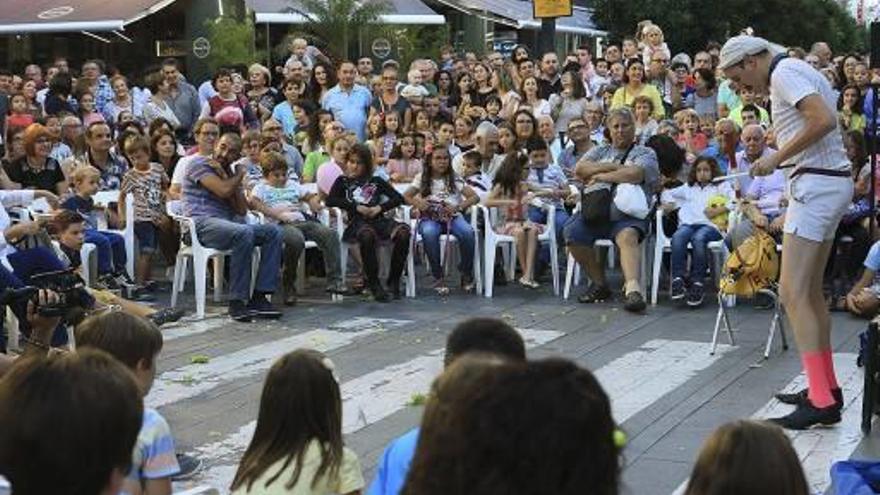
{"left": 770, "top": 58, "right": 849, "bottom": 172}
{"left": 409, "top": 173, "right": 465, "bottom": 207}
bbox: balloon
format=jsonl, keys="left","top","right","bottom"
{"left": 316, "top": 160, "right": 343, "bottom": 194}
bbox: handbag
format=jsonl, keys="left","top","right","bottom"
{"left": 613, "top": 183, "right": 650, "bottom": 219}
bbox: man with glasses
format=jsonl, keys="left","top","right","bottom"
{"left": 558, "top": 118, "right": 593, "bottom": 177}
{"left": 648, "top": 52, "right": 676, "bottom": 116}
{"left": 160, "top": 58, "right": 201, "bottom": 144}
{"left": 61, "top": 115, "right": 83, "bottom": 153}
{"left": 80, "top": 60, "right": 114, "bottom": 119}
{"left": 262, "top": 119, "right": 304, "bottom": 177}
{"left": 452, "top": 122, "right": 502, "bottom": 180}
{"left": 719, "top": 35, "right": 853, "bottom": 429}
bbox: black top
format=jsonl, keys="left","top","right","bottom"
{"left": 5, "top": 156, "right": 65, "bottom": 192}
{"left": 326, "top": 175, "right": 404, "bottom": 220}
{"left": 538, "top": 77, "right": 562, "bottom": 101}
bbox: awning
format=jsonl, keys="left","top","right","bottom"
{"left": 443, "top": 0, "right": 606, "bottom": 36}
{"left": 0, "top": 0, "right": 177, "bottom": 34}
{"left": 248, "top": 0, "right": 446, "bottom": 25}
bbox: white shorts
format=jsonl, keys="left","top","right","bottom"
{"left": 784, "top": 173, "right": 853, "bottom": 242}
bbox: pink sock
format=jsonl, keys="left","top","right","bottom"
{"left": 803, "top": 351, "right": 835, "bottom": 408}
{"left": 822, "top": 349, "right": 839, "bottom": 390}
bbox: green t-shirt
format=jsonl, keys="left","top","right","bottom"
{"left": 302, "top": 150, "right": 330, "bottom": 183}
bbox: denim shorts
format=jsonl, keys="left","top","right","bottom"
{"left": 563, "top": 214, "right": 648, "bottom": 247}
{"left": 134, "top": 221, "right": 158, "bottom": 253}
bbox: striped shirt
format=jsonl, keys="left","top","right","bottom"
{"left": 182, "top": 156, "right": 236, "bottom": 220}
{"left": 770, "top": 58, "right": 849, "bottom": 172}
{"left": 124, "top": 408, "right": 180, "bottom": 492}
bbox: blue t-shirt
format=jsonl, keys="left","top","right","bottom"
{"left": 182, "top": 157, "right": 236, "bottom": 220}
{"left": 321, "top": 84, "right": 372, "bottom": 141}
{"left": 864, "top": 241, "right": 880, "bottom": 294}
{"left": 368, "top": 427, "right": 420, "bottom": 495}
{"left": 272, "top": 101, "right": 297, "bottom": 138}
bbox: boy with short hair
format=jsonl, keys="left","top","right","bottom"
{"left": 460, "top": 150, "right": 489, "bottom": 200}
{"left": 76, "top": 312, "right": 182, "bottom": 495}
{"left": 729, "top": 85, "right": 769, "bottom": 127}
{"left": 120, "top": 135, "right": 172, "bottom": 286}
{"left": 525, "top": 137, "right": 569, "bottom": 255}
{"left": 841, "top": 240, "right": 880, "bottom": 318}
{"left": 62, "top": 165, "right": 130, "bottom": 289}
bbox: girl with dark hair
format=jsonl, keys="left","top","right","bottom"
{"left": 486, "top": 151, "right": 544, "bottom": 288}
{"left": 448, "top": 72, "right": 477, "bottom": 119}
{"left": 687, "top": 68, "right": 718, "bottom": 119}
{"left": 325, "top": 143, "right": 411, "bottom": 302}
{"left": 517, "top": 75, "right": 551, "bottom": 118}
{"left": 404, "top": 146, "right": 479, "bottom": 294}
{"left": 150, "top": 129, "right": 181, "bottom": 178}
{"left": 549, "top": 71, "right": 589, "bottom": 134}
{"left": 452, "top": 115, "right": 475, "bottom": 153}
{"left": 387, "top": 133, "right": 422, "bottom": 183}
{"left": 43, "top": 73, "right": 74, "bottom": 116}
{"left": 306, "top": 61, "right": 337, "bottom": 104}
{"left": 659, "top": 156, "right": 731, "bottom": 307}
{"left": 837, "top": 84, "right": 866, "bottom": 132}
{"left": 303, "top": 108, "right": 333, "bottom": 156}
{"left": 685, "top": 420, "right": 808, "bottom": 495}
{"left": 230, "top": 350, "right": 365, "bottom": 494}
{"left": 402, "top": 355, "right": 620, "bottom": 495}
{"left": 434, "top": 69, "right": 453, "bottom": 109}
{"left": 611, "top": 59, "right": 664, "bottom": 120}
{"left": 472, "top": 62, "right": 497, "bottom": 110}
{"left": 512, "top": 109, "right": 537, "bottom": 148}
{"left": 497, "top": 120, "right": 517, "bottom": 155}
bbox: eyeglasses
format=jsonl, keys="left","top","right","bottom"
{"left": 199, "top": 131, "right": 219, "bottom": 137}
{"left": 568, "top": 124, "right": 587, "bottom": 132}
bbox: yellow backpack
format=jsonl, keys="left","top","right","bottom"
{"left": 719, "top": 230, "right": 780, "bottom": 297}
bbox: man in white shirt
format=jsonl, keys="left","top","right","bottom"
{"left": 720, "top": 35, "right": 853, "bottom": 430}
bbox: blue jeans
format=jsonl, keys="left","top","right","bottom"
{"left": 528, "top": 205, "right": 569, "bottom": 264}
{"left": 84, "top": 229, "right": 126, "bottom": 275}
{"left": 418, "top": 215, "right": 475, "bottom": 280}
{"left": 194, "top": 217, "right": 283, "bottom": 302}
{"left": 670, "top": 224, "right": 722, "bottom": 281}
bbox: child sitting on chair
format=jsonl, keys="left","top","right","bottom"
{"left": 841, "top": 240, "right": 880, "bottom": 318}
{"left": 61, "top": 165, "right": 132, "bottom": 290}
{"left": 660, "top": 156, "right": 733, "bottom": 308}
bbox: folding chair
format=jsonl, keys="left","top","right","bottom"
{"left": 711, "top": 284, "right": 789, "bottom": 359}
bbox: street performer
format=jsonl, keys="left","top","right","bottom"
{"left": 719, "top": 35, "right": 853, "bottom": 429}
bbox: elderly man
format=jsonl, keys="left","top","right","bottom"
{"left": 732, "top": 124, "right": 772, "bottom": 192}
{"left": 647, "top": 50, "right": 677, "bottom": 115}
{"left": 262, "top": 118, "right": 304, "bottom": 177}
{"left": 183, "top": 118, "right": 283, "bottom": 321}
{"left": 565, "top": 108, "right": 659, "bottom": 313}
{"left": 810, "top": 42, "right": 833, "bottom": 68}
{"left": 720, "top": 35, "right": 853, "bottom": 429}
{"left": 558, "top": 118, "right": 593, "bottom": 176}
{"left": 321, "top": 61, "right": 372, "bottom": 141}
{"left": 284, "top": 59, "right": 306, "bottom": 85}
{"left": 452, "top": 121, "right": 503, "bottom": 180}
{"left": 161, "top": 58, "right": 201, "bottom": 143}
{"left": 80, "top": 60, "right": 114, "bottom": 117}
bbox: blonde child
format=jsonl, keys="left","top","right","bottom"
{"left": 315, "top": 134, "right": 352, "bottom": 196}
{"left": 640, "top": 23, "right": 671, "bottom": 67}
{"left": 119, "top": 135, "right": 172, "bottom": 286}
{"left": 660, "top": 156, "right": 732, "bottom": 307}
{"left": 485, "top": 152, "right": 544, "bottom": 289}
{"left": 387, "top": 133, "right": 423, "bottom": 183}
{"left": 231, "top": 350, "right": 364, "bottom": 495}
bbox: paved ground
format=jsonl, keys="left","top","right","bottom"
{"left": 152, "top": 276, "right": 875, "bottom": 495}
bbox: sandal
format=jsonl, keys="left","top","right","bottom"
{"left": 461, "top": 275, "right": 476, "bottom": 293}
{"left": 432, "top": 279, "right": 450, "bottom": 296}
{"left": 578, "top": 285, "right": 612, "bottom": 304}
{"left": 518, "top": 277, "right": 540, "bottom": 289}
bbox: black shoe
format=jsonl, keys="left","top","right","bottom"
{"left": 248, "top": 295, "right": 282, "bottom": 319}
{"left": 578, "top": 285, "right": 612, "bottom": 304}
{"left": 387, "top": 279, "right": 402, "bottom": 300}
{"left": 172, "top": 453, "right": 202, "bottom": 481}
{"left": 370, "top": 284, "right": 391, "bottom": 303}
{"left": 753, "top": 291, "right": 776, "bottom": 310}
{"left": 623, "top": 291, "right": 647, "bottom": 313}
{"left": 129, "top": 286, "right": 157, "bottom": 302}
{"left": 775, "top": 387, "right": 844, "bottom": 408}
{"left": 326, "top": 284, "right": 354, "bottom": 296}
{"left": 670, "top": 277, "right": 686, "bottom": 301}
{"left": 99, "top": 274, "right": 122, "bottom": 290}
{"left": 229, "top": 300, "right": 254, "bottom": 322}
{"left": 148, "top": 307, "right": 186, "bottom": 327}
{"left": 686, "top": 282, "right": 705, "bottom": 308}
{"left": 768, "top": 400, "right": 842, "bottom": 430}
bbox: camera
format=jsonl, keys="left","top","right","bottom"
{"left": 0, "top": 268, "right": 90, "bottom": 323}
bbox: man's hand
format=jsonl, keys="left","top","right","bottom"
{"left": 752, "top": 214, "right": 769, "bottom": 229}
{"left": 768, "top": 215, "right": 785, "bottom": 233}
{"left": 27, "top": 289, "right": 62, "bottom": 345}
{"left": 749, "top": 152, "right": 781, "bottom": 177}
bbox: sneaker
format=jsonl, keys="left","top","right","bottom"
{"left": 670, "top": 277, "right": 686, "bottom": 301}
{"left": 248, "top": 295, "right": 282, "bottom": 319}
{"left": 686, "top": 282, "right": 705, "bottom": 308}
{"left": 98, "top": 274, "right": 122, "bottom": 290}
{"left": 775, "top": 387, "right": 843, "bottom": 408}
{"left": 148, "top": 307, "right": 186, "bottom": 327}
{"left": 326, "top": 283, "right": 353, "bottom": 296}
{"left": 623, "top": 291, "right": 647, "bottom": 313}
{"left": 578, "top": 285, "right": 612, "bottom": 304}
{"left": 370, "top": 284, "right": 391, "bottom": 303}
{"left": 768, "top": 400, "right": 842, "bottom": 430}
{"left": 172, "top": 453, "right": 202, "bottom": 481}
{"left": 228, "top": 300, "right": 254, "bottom": 322}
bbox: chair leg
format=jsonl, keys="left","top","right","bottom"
{"left": 550, "top": 239, "right": 559, "bottom": 296}
{"left": 194, "top": 254, "right": 208, "bottom": 320}
{"left": 506, "top": 244, "right": 517, "bottom": 281}
{"left": 212, "top": 257, "right": 224, "bottom": 303}
{"left": 171, "top": 255, "right": 184, "bottom": 308}
{"left": 474, "top": 235, "right": 483, "bottom": 295}
{"left": 564, "top": 253, "right": 575, "bottom": 300}
{"left": 406, "top": 249, "right": 416, "bottom": 298}
{"left": 296, "top": 253, "right": 306, "bottom": 295}
{"left": 484, "top": 242, "right": 496, "bottom": 298}
{"left": 651, "top": 246, "right": 663, "bottom": 306}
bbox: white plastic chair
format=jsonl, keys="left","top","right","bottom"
{"left": 174, "top": 486, "right": 219, "bottom": 495}
{"left": 334, "top": 206, "right": 417, "bottom": 298}
{"left": 93, "top": 190, "right": 135, "bottom": 280}
{"left": 407, "top": 206, "right": 483, "bottom": 295}
{"left": 168, "top": 207, "right": 260, "bottom": 319}
{"left": 650, "top": 210, "right": 727, "bottom": 306}
{"left": 480, "top": 203, "right": 559, "bottom": 298}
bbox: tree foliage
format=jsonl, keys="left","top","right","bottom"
{"left": 289, "top": 0, "right": 391, "bottom": 60}
{"left": 589, "top": 0, "right": 865, "bottom": 55}
{"left": 204, "top": 16, "right": 267, "bottom": 72}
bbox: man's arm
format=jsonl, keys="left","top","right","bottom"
{"left": 198, "top": 166, "right": 246, "bottom": 199}
{"left": 592, "top": 166, "right": 645, "bottom": 185}
{"left": 574, "top": 161, "right": 620, "bottom": 182}
{"left": 772, "top": 94, "right": 836, "bottom": 166}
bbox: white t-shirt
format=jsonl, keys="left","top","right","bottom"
{"left": 770, "top": 58, "right": 849, "bottom": 172}
{"left": 409, "top": 173, "right": 465, "bottom": 207}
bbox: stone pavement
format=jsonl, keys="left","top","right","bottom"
{"left": 152, "top": 281, "right": 873, "bottom": 495}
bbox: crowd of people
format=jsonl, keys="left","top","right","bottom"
{"left": 0, "top": 16, "right": 876, "bottom": 494}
